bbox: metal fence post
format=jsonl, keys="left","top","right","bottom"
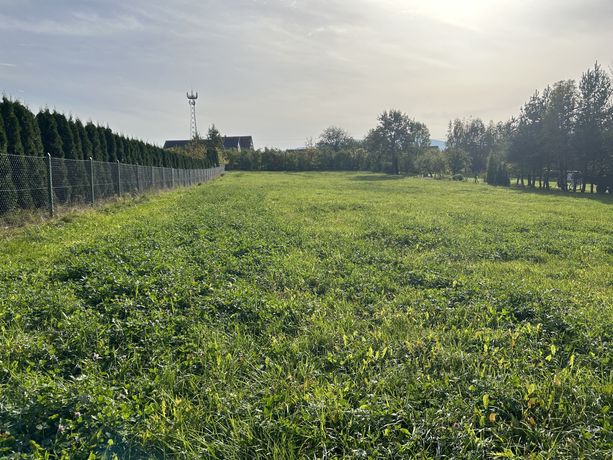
{"left": 151, "top": 165, "right": 155, "bottom": 190}
{"left": 136, "top": 164, "right": 141, "bottom": 192}
{"left": 171, "top": 168, "right": 175, "bottom": 188}
{"left": 89, "top": 157, "right": 95, "bottom": 205}
{"left": 46, "top": 153, "right": 54, "bottom": 217}
{"left": 116, "top": 160, "right": 121, "bottom": 196}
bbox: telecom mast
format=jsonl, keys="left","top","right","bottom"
{"left": 187, "top": 90, "right": 199, "bottom": 140}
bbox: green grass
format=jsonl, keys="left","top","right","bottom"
{"left": 1, "top": 172, "right": 611, "bottom": 459}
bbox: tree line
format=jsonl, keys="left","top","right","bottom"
{"left": 226, "top": 62, "right": 613, "bottom": 194}
{"left": 506, "top": 63, "right": 612, "bottom": 192}
{"left": 0, "top": 97, "right": 220, "bottom": 213}
{"left": 226, "top": 111, "right": 432, "bottom": 174}
{"left": 443, "top": 63, "right": 613, "bottom": 192}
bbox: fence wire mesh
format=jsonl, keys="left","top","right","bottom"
{"left": 1, "top": 153, "right": 224, "bottom": 218}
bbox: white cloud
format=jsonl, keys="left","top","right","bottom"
{"left": 0, "top": 11, "right": 143, "bottom": 37}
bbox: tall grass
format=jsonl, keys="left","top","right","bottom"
{"left": 0, "top": 173, "right": 611, "bottom": 458}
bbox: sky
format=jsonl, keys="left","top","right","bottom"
{"left": 0, "top": 0, "right": 611, "bottom": 149}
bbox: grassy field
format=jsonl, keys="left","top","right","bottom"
{"left": 1, "top": 172, "right": 611, "bottom": 459}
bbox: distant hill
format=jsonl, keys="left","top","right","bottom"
{"left": 431, "top": 139, "right": 447, "bottom": 150}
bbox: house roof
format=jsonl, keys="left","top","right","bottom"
{"left": 163, "top": 140, "right": 191, "bottom": 149}
{"left": 163, "top": 136, "right": 254, "bottom": 150}
{"left": 223, "top": 136, "right": 254, "bottom": 150}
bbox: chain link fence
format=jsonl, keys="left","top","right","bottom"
{"left": 1, "top": 153, "right": 224, "bottom": 219}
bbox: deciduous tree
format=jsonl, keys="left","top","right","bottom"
{"left": 365, "top": 110, "right": 430, "bottom": 175}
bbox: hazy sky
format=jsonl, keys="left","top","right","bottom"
{"left": 1, "top": 0, "right": 611, "bottom": 148}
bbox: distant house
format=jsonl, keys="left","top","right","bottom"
{"left": 163, "top": 136, "right": 254, "bottom": 151}
{"left": 223, "top": 136, "right": 254, "bottom": 151}
{"left": 163, "top": 140, "right": 191, "bottom": 149}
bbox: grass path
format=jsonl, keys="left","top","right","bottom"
{"left": 1, "top": 173, "right": 611, "bottom": 458}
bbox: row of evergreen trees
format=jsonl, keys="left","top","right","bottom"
{"left": 0, "top": 97, "right": 216, "bottom": 167}
{"left": 1, "top": 97, "right": 219, "bottom": 214}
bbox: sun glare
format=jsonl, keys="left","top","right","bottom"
{"left": 398, "top": 0, "right": 501, "bottom": 29}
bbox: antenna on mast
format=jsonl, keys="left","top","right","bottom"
{"left": 187, "top": 90, "right": 199, "bottom": 140}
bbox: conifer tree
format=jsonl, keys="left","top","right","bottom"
{"left": 206, "top": 125, "right": 223, "bottom": 167}
{"left": 115, "top": 135, "right": 125, "bottom": 163}
{"left": 52, "top": 112, "right": 76, "bottom": 159}
{"left": 84, "top": 124, "right": 107, "bottom": 195}
{"left": 0, "top": 100, "right": 25, "bottom": 158}
{"left": 155, "top": 147, "right": 163, "bottom": 167}
{"left": 486, "top": 154, "right": 499, "bottom": 185}
{"left": 131, "top": 139, "right": 140, "bottom": 164}
{"left": 161, "top": 150, "right": 169, "bottom": 168}
{"left": 104, "top": 127, "right": 117, "bottom": 162}
{"left": 145, "top": 144, "right": 153, "bottom": 166}
{"left": 76, "top": 120, "right": 92, "bottom": 161}
{"left": 85, "top": 123, "right": 103, "bottom": 161}
{"left": 137, "top": 141, "right": 147, "bottom": 166}
{"left": 1, "top": 98, "right": 33, "bottom": 208}
{"left": 96, "top": 126, "right": 108, "bottom": 162}
{"left": 68, "top": 118, "right": 84, "bottom": 160}
{"left": 95, "top": 126, "right": 114, "bottom": 195}
{"left": 0, "top": 113, "right": 17, "bottom": 214}
{"left": 497, "top": 162, "right": 511, "bottom": 186}
{"left": 37, "top": 109, "right": 63, "bottom": 157}
{"left": 76, "top": 120, "right": 94, "bottom": 198}
{"left": 13, "top": 101, "right": 47, "bottom": 207}
{"left": 543, "top": 81, "right": 577, "bottom": 191}
{"left": 575, "top": 62, "right": 613, "bottom": 192}
{"left": 14, "top": 101, "right": 43, "bottom": 155}
{"left": 37, "top": 109, "right": 71, "bottom": 202}
{"left": 50, "top": 112, "right": 79, "bottom": 201}
{"left": 123, "top": 137, "right": 134, "bottom": 163}
{"left": 66, "top": 116, "right": 89, "bottom": 201}
{"left": 486, "top": 154, "right": 510, "bottom": 186}
{"left": 155, "top": 148, "right": 163, "bottom": 167}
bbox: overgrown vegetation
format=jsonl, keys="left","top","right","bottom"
{"left": 1, "top": 172, "right": 611, "bottom": 458}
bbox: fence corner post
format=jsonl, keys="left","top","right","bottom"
{"left": 46, "top": 153, "right": 54, "bottom": 217}
{"left": 89, "top": 157, "right": 95, "bottom": 205}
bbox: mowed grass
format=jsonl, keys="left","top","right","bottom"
{"left": 0, "top": 172, "right": 611, "bottom": 459}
